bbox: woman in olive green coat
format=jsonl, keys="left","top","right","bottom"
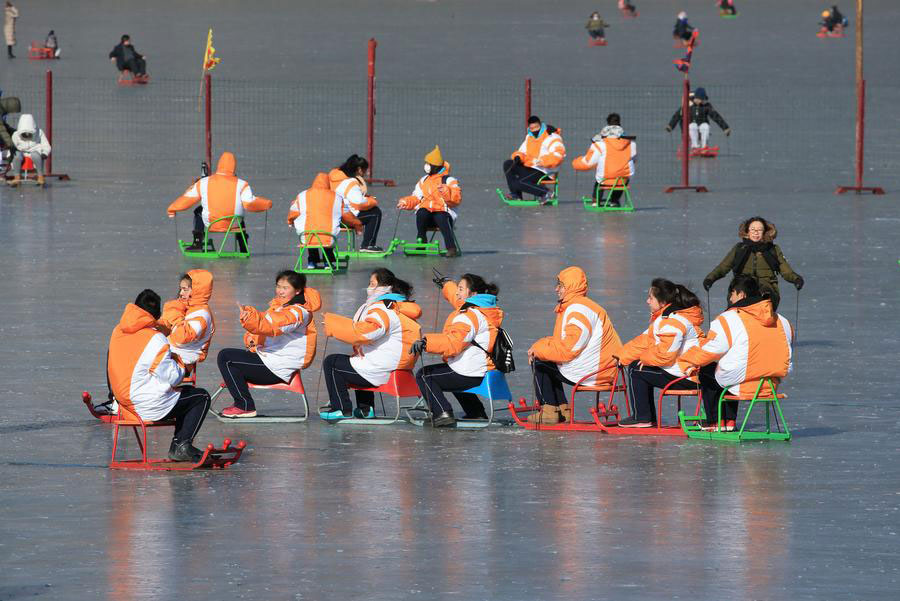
{"left": 703, "top": 216, "right": 803, "bottom": 309}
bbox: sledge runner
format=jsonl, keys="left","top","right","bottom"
{"left": 666, "top": 87, "right": 730, "bottom": 152}
{"left": 396, "top": 146, "right": 461, "bottom": 257}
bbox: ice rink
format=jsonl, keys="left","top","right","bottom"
{"left": 1, "top": 1, "right": 899, "bottom": 599}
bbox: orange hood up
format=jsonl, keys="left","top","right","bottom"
{"left": 117, "top": 303, "right": 158, "bottom": 334}
{"left": 215, "top": 152, "right": 236, "bottom": 176}
{"left": 186, "top": 269, "right": 213, "bottom": 308}
{"left": 734, "top": 297, "right": 777, "bottom": 327}
{"left": 673, "top": 304, "right": 704, "bottom": 327}
{"left": 311, "top": 172, "right": 330, "bottom": 190}
{"left": 557, "top": 266, "right": 589, "bottom": 310}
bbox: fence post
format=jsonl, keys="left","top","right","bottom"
{"left": 665, "top": 77, "right": 706, "bottom": 193}
{"left": 525, "top": 78, "right": 532, "bottom": 125}
{"left": 205, "top": 72, "right": 212, "bottom": 168}
{"left": 43, "top": 69, "right": 69, "bottom": 181}
{"left": 365, "top": 38, "right": 395, "bottom": 186}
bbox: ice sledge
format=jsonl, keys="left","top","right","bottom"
{"left": 28, "top": 42, "right": 58, "bottom": 60}
{"left": 582, "top": 176, "right": 634, "bottom": 212}
{"left": 117, "top": 70, "right": 150, "bottom": 86}
{"left": 497, "top": 172, "right": 559, "bottom": 207}
{"left": 293, "top": 230, "right": 349, "bottom": 275}
{"left": 335, "top": 226, "right": 400, "bottom": 260}
{"left": 400, "top": 224, "right": 462, "bottom": 257}
{"left": 591, "top": 374, "right": 700, "bottom": 437}
{"left": 209, "top": 371, "right": 309, "bottom": 423}
{"left": 679, "top": 377, "right": 791, "bottom": 442}
{"left": 406, "top": 370, "right": 513, "bottom": 429}
{"left": 589, "top": 38, "right": 608, "bottom": 47}
{"left": 178, "top": 215, "right": 251, "bottom": 258}
{"left": 325, "top": 369, "right": 420, "bottom": 425}
{"left": 85, "top": 373, "right": 197, "bottom": 423}
{"left": 509, "top": 366, "right": 628, "bottom": 432}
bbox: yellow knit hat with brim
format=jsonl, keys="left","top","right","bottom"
{"left": 821, "top": 9, "right": 830, "bottom": 17}
{"left": 424, "top": 145, "right": 443, "bottom": 167}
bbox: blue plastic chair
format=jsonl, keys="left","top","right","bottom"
{"left": 458, "top": 370, "right": 512, "bottom": 428}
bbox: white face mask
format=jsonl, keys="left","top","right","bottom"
{"left": 423, "top": 164, "right": 431, "bottom": 174}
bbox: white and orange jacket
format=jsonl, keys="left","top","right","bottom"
{"left": 240, "top": 288, "right": 322, "bottom": 382}
{"left": 529, "top": 266, "right": 623, "bottom": 386}
{"left": 323, "top": 295, "right": 422, "bottom": 386}
{"left": 572, "top": 136, "right": 636, "bottom": 185}
{"left": 157, "top": 269, "right": 215, "bottom": 367}
{"left": 424, "top": 282, "right": 503, "bottom": 378}
{"left": 511, "top": 126, "right": 566, "bottom": 174}
{"left": 678, "top": 297, "right": 793, "bottom": 396}
{"left": 167, "top": 152, "right": 272, "bottom": 231}
{"left": 397, "top": 162, "right": 461, "bottom": 219}
{"left": 108, "top": 303, "right": 185, "bottom": 422}
{"left": 287, "top": 172, "right": 362, "bottom": 246}
{"left": 618, "top": 304, "right": 704, "bottom": 378}
{"left": 334, "top": 174, "right": 378, "bottom": 216}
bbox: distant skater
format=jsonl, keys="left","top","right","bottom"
{"left": 585, "top": 12, "right": 609, "bottom": 43}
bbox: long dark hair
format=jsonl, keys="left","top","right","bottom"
{"left": 276, "top": 270, "right": 306, "bottom": 305}
{"left": 460, "top": 273, "right": 499, "bottom": 296}
{"left": 338, "top": 154, "right": 369, "bottom": 178}
{"left": 650, "top": 278, "right": 700, "bottom": 312}
{"left": 371, "top": 268, "right": 413, "bottom": 299}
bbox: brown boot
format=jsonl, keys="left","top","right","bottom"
{"left": 558, "top": 403, "right": 571, "bottom": 423}
{"left": 8, "top": 175, "right": 21, "bottom": 187}
{"left": 527, "top": 404, "right": 561, "bottom": 425}
{"left": 36, "top": 175, "right": 46, "bottom": 186}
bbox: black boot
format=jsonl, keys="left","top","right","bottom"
{"left": 7, "top": 46, "right": 14, "bottom": 59}
{"left": 236, "top": 230, "right": 249, "bottom": 253}
{"left": 185, "top": 230, "right": 205, "bottom": 251}
{"left": 168, "top": 440, "right": 204, "bottom": 463}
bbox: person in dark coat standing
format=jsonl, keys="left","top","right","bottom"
{"left": 703, "top": 216, "right": 803, "bottom": 310}
{"left": 109, "top": 35, "right": 148, "bottom": 80}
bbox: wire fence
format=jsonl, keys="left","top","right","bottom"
{"left": 2, "top": 72, "right": 898, "bottom": 192}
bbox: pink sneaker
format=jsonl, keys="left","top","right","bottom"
{"left": 221, "top": 405, "right": 257, "bottom": 418}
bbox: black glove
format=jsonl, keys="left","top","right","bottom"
{"left": 665, "top": 125, "right": 673, "bottom": 133}
{"left": 431, "top": 268, "right": 451, "bottom": 289}
{"left": 409, "top": 337, "right": 427, "bottom": 355}
{"left": 513, "top": 155, "right": 522, "bottom": 164}
{"left": 703, "top": 278, "right": 714, "bottom": 291}
{"left": 794, "top": 276, "right": 804, "bottom": 290}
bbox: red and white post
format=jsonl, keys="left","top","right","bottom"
{"left": 365, "top": 38, "right": 395, "bottom": 187}
{"left": 665, "top": 76, "right": 706, "bottom": 193}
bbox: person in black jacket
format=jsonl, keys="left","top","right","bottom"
{"left": 666, "top": 87, "right": 730, "bottom": 150}
{"left": 672, "top": 11, "right": 693, "bottom": 43}
{"left": 109, "top": 35, "right": 148, "bottom": 80}
{"left": 820, "top": 6, "right": 847, "bottom": 34}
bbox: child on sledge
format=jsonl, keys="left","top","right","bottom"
{"left": 216, "top": 271, "right": 321, "bottom": 418}
{"left": 718, "top": 1, "right": 737, "bottom": 16}
{"left": 332, "top": 154, "right": 384, "bottom": 252}
{"left": 396, "top": 145, "right": 461, "bottom": 257}
{"left": 820, "top": 6, "right": 847, "bottom": 34}
{"left": 288, "top": 172, "right": 362, "bottom": 269}
{"left": 585, "top": 12, "right": 609, "bottom": 42}
{"left": 7, "top": 113, "right": 50, "bottom": 186}
{"left": 572, "top": 113, "right": 635, "bottom": 207}
{"left": 412, "top": 273, "right": 504, "bottom": 427}
{"left": 672, "top": 11, "right": 694, "bottom": 44}
{"left": 157, "top": 270, "right": 216, "bottom": 381}
{"left": 526, "top": 266, "right": 622, "bottom": 425}
{"left": 321, "top": 269, "right": 422, "bottom": 420}
{"left": 615, "top": 279, "right": 704, "bottom": 428}
{"left": 666, "top": 87, "right": 730, "bottom": 151}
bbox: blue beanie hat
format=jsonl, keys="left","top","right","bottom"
{"left": 693, "top": 87, "right": 707, "bottom": 100}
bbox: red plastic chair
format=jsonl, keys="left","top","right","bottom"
{"left": 210, "top": 371, "right": 308, "bottom": 422}
{"left": 343, "top": 369, "right": 419, "bottom": 424}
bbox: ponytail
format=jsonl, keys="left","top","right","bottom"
{"left": 338, "top": 154, "right": 369, "bottom": 178}
{"left": 370, "top": 267, "right": 413, "bottom": 299}
{"left": 460, "top": 273, "right": 499, "bottom": 296}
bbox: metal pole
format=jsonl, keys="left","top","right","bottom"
{"left": 855, "top": 0, "right": 863, "bottom": 189}
{"left": 45, "top": 70, "right": 53, "bottom": 175}
{"left": 205, "top": 73, "right": 212, "bottom": 168}
{"left": 367, "top": 38, "right": 376, "bottom": 180}
{"left": 681, "top": 77, "right": 690, "bottom": 187}
{"left": 524, "top": 78, "right": 532, "bottom": 124}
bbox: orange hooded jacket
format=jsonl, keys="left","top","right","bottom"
{"left": 511, "top": 126, "right": 566, "bottom": 173}
{"left": 157, "top": 269, "right": 216, "bottom": 365}
{"left": 619, "top": 304, "right": 704, "bottom": 377}
{"left": 397, "top": 162, "right": 462, "bottom": 213}
{"left": 572, "top": 137, "right": 636, "bottom": 185}
{"left": 288, "top": 173, "right": 362, "bottom": 245}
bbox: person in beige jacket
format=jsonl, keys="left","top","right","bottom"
{"left": 4, "top": 1, "right": 18, "bottom": 58}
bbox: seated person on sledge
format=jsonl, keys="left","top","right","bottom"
{"left": 288, "top": 172, "right": 362, "bottom": 269}
{"left": 397, "top": 145, "right": 461, "bottom": 256}
{"left": 572, "top": 113, "right": 635, "bottom": 207}
{"left": 109, "top": 34, "right": 148, "bottom": 81}
{"left": 502, "top": 115, "right": 566, "bottom": 204}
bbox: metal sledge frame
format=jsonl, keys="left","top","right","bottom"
{"left": 293, "top": 230, "right": 349, "bottom": 275}
{"left": 28, "top": 42, "right": 58, "bottom": 60}
{"left": 335, "top": 225, "right": 400, "bottom": 260}
{"left": 401, "top": 222, "right": 462, "bottom": 257}
{"left": 179, "top": 215, "right": 250, "bottom": 258}
{"left": 592, "top": 373, "right": 700, "bottom": 437}
{"left": 406, "top": 370, "right": 513, "bottom": 429}
{"left": 117, "top": 70, "right": 151, "bottom": 86}
{"left": 582, "top": 177, "right": 634, "bottom": 212}
{"left": 209, "top": 371, "right": 309, "bottom": 423}
{"left": 496, "top": 172, "right": 559, "bottom": 207}
{"left": 81, "top": 392, "right": 245, "bottom": 470}
{"left": 85, "top": 373, "right": 197, "bottom": 423}
{"left": 327, "top": 369, "right": 420, "bottom": 425}
{"left": 509, "top": 365, "right": 628, "bottom": 432}
{"left": 678, "top": 377, "right": 791, "bottom": 442}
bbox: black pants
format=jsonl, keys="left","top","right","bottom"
{"left": 307, "top": 246, "right": 337, "bottom": 265}
{"left": 532, "top": 359, "right": 575, "bottom": 407}
{"left": 415, "top": 363, "right": 486, "bottom": 417}
{"left": 698, "top": 363, "right": 737, "bottom": 424}
{"left": 323, "top": 354, "right": 376, "bottom": 415}
{"left": 194, "top": 206, "right": 248, "bottom": 251}
{"left": 592, "top": 178, "right": 629, "bottom": 205}
{"left": 123, "top": 57, "right": 147, "bottom": 75}
{"left": 357, "top": 206, "right": 382, "bottom": 248}
{"left": 625, "top": 363, "right": 696, "bottom": 423}
{"left": 162, "top": 385, "right": 212, "bottom": 444}
{"left": 415, "top": 209, "right": 456, "bottom": 249}
{"left": 217, "top": 348, "right": 283, "bottom": 411}
{"left": 589, "top": 29, "right": 605, "bottom": 39}
{"left": 502, "top": 160, "right": 547, "bottom": 197}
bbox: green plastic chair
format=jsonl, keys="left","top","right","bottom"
{"left": 496, "top": 172, "right": 559, "bottom": 207}
{"left": 293, "top": 230, "right": 349, "bottom": 275}
{"left": 679, "top": 377, "right": 790, "bottom": 442}
{"left": 582, "top": 177, "right": 634, "bottom": 213}
{"left": 335, "top": 226, "right": 400, "bottom": 260}
{"left": 178, "top": 215, "right": 250, "bottom": 259}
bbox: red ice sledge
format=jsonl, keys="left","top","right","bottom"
{"left": 82, "top": 392, "right": 245, "bottom": 470}
{"left": 621, "top": 10, "right": 639, "bottom": 19}
{"left": 589, "top": 38, "right": 608, "bottom": 47}
{"left": 28, "top": 42, "right": 58, "bottom": 60}
{"left": 691, "top": 146, "right": 719, "bottom": 158}
{"left": 117, "top": 71, "right": 150, "bottom": 86}
{"left": 509, "top": 366, "right": 629, "bottom": 432}
{"left": 591, "top": 374, "right": 701, "bottom": 437}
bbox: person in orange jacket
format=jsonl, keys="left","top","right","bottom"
{"left": 332, "top": 154, "right": 383, "bottom": 252}
{"left": 107, "top": 289, "right": 212, "bottom": 462}
{"left": 321, "top": 268, "right": 422, "bottom": 420}
{"left": 502, "top": 115, "right": 566, "bottom": 204}
{"left": 216, "top": 271, "right": 321, "bottom": 418}
{"left": 288, "top": 172, "right": 363, "bottom": 269}
{"left": 614, "top": 279, "right": 704, "bottom": 427}
{"left": 167, "top": 151, "right": 273, "bottom": 252}
{"left": 157, "top": 269, "right": 216, "bottom": 377}
{"left": 527, "top": 266, "right": 622, "bottom": 425}
{"left": 397, "top": 145, "right": 462, "bottom": 257}
{"left": 572, "top": 113, "right": 636, "bottom": 207}
{"left": 678, "top": 275, "right": 793, "bottom": 431}
{"left": 411, "top": 273, "right": 504, "bottom": 427}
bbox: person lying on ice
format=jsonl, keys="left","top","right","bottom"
{"left": 614, "top": 279, "right": 704, "bottom": 428}
{"left": 666, "top": 87, "right": 730, "bottom": 151}
{"left": 571, "top": 113, "right": 635, "bottom": 207}
{"left": 7, "top": 113, "right": 50, "bottom": 186}
{"left": 331, "top": 154, "right": 384, "bottom": 252}
{"left": 397, "top": 145, "right": 461, "bottom": 257}
{"left": 156, "top": 270, "right": 215, "bottom": 382}
{"left": 216, "top": 271, "right": 321, "bottom": 418}
{"left": 107, "top": 289, "right": 212, "bottom": 462}
{"left": 678, "top": 275, "right": 793, "bottom": 432}
{"left": 288, "top": 172, "right": 362, "bottom": 269}
{"left": 672, "top": 11, "right": 694, "bottom": 43}
{"left": 167, "top": 151, "right": 272, "bottom": 252}
{"left": 526, "top": 266, "right": 622, "bottom": 425}
{"left": 502, "top": 115, "right": 566, "bottom": 205}
{"left": 411, "top": 273, "right": 504, "bottom": 428}
{"left": 321, "top": 269, "right": 421, "bottom": 420}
